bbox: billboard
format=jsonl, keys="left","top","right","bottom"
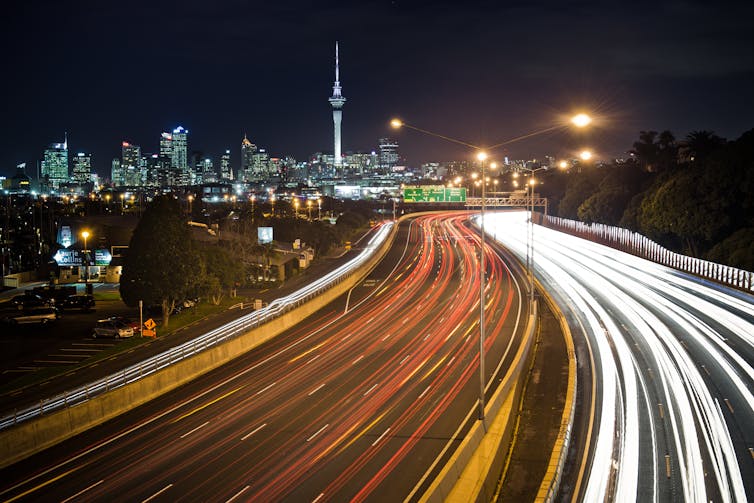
{"left": 403, "top": 186, "right": 467, "bottom": 203}
{"left": 258, "top": 227, "right": 273, "bottom": 244}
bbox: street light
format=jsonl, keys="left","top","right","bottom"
{"left": 307, "top": 199, "right": 312, "bottom": 220}
{"left": 294, "top": 198, "right": 300, "bottom": 218}
{"left": 477, "top": 150, "right": 488, "bottom": 422}
{"left": 390, "top": 113, "right": 591, "bottom": 423}
{"left": 317, "top": 198, "right": 322, "bottom": 221}
{"left": 81, "top": 230, "right": 90, "bottom": 283}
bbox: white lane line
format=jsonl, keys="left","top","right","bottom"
{"left": 381, "top": 333, "right": 392, "bottom": 341}
{"left": 255, "top": 382, "right": 276, "bottom": 395}
{"left": 446, "top": 356, "right": 455, "bottom": 367}
{"left": 241, "top": 423, "right": 267, "bottom": 441}
{"left": 180, "top": 421, "right": 209, "bottom": 439}
{"left": 142, "top": 484, "right": 173, "bottom": 502}
{"left": 225, "top": 485, "right": 250, "bottom": 502}
{"left": 363, "top": 383, "right": 379, "bottom": 396}
{"left": 312, "top": 493, "right": 326, "bottom": 503}
{"left": 372, "top": 428, "right": 391, "bottom": 447}
{"left": 352, "top": 355, "right": 364, "bottom": 365}
{"left": 59, "top": 348, "right": 101, "bottom": 352}
{"left": 399, "top": 354, "right": 411, "bottom": 365}
{"left": 307, "top": 424, "right": 329, "bottom": 442}
{"left": 306, "top": 354, "right": 321, "bottom": 365}
{"left": 60, "top": 479, "right": 104, "bottom": 502}
{"left": 724, "top": 398, "right": 735, "bottom": 414}
{"left": 308, "top": 383, "right": 326, "bottom": 396}
{"left": 418, "top": 385, "right": 431, "bottom": 399}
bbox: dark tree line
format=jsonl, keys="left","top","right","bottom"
{"left": 544, "top": 128, "right": 754, "bottom": 270}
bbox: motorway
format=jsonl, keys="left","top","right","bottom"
{"left": 1, "top": 212, "right": 527, "bottom": 502}
{"left": 486, "top": 211, "right": 754, "bottom": 502}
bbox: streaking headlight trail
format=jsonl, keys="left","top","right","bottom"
{"left": 484, "top": 211, "right": 753, "bottom": 502}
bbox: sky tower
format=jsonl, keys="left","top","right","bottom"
{"left": 328, "top": 42, "right": 346, "bottom": 169}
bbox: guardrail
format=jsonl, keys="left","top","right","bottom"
{"left": 0, "top": 222, "right": 394, "bottom": 431}
{"left": 542, "top": 214, "right": 754, "bottom": 292}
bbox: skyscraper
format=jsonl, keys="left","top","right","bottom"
{"left": 171, "top": 126, "right": 189, "bottom": 185}
{"left": 379, "top": 138, "right": 399, "bottom": 173}
{"left": 220, "top": 150, "right": 232, "bottom": 181}
{"left": 72, "top": 152, "right": 92, "bottom": 185}
{"left": 241, "top": 134, "right": 257, "bottom": 181}
{"left": 41, "top": 134, "right": 69, "bottom": 190}
{"left": 328, "top": 42, "right": 346, "bottom": 170}
{"left": 121, "top": 142, "right": 142, "bottom": 186}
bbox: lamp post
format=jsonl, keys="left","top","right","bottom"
{"left": 188, "top": 194, "right": 194, "bottom": 217}
{"left": 477, "top": 151, "right": 488, "bottom": 421}
{"left": 81, "top": 230, "right": 90, "bottom": 283}
{"left": 317, "top": 198, "right": 322, "bottom": 221}
{"left": 391, "top": 112, "right": 591, "bottom": 423}
{"left": 294, "top": 198, "right": 300, "bottom": 218}
{"left": 307, "top": 199, "right": 312, "bottom": 220}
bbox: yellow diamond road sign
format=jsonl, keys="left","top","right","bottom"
{"left": 144, "top": 318, "right": 156, "bottom": 330}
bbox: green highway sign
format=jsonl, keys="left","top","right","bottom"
{"left": 403, "top": 186, "right": 467, "bottom": 203}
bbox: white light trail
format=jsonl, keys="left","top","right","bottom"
{"left": 485, "top": 211, "right": 752, "bottom": 502}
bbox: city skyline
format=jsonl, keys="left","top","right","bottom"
{"left": 3, "top": 1, "right": 753, "bottom": 179}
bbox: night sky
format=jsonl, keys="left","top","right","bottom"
{"left": 3, "top": 0, "right": 753, "bottom": 179}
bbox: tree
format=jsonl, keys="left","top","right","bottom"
{"left": 198, "top": 245, "right": 238, "bottom": 304}
{"left": 120, "top": 195, "right": 199, "bottom": 328}
{"left": 681, "top": 130, "right": 726, "bottom": 163}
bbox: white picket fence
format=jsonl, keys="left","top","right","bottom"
{"left": 542, "top": 214, "right": 754, "bottom": 292}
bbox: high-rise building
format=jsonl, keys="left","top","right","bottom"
{"left": 72, "top": 152, "right": 92, "bottom": 185}
{"left": 121, "top": 142, "right": 142, "bottom": 186}
{"left": 171, "top": 126, "right": 189, "bottom": 185}
{"left": 111, "top": 158, "right": 123, "bottom": 186}
{"left": 379, "top": 138, "right": 399, "bottom": 173}
{"left": 241, "top": 134, "right": 257, "bottom": 181}
{"left": 158, "top": 132, "right": 174, "bottom": 187}
{"left": 220, "top": 149, "right": 232, "bottom": 181}
{"left": 328, "top": 42, "right": 346, "bottom": 169}
{"left": 41, "top": 134, "right": 69, "bottom": 190}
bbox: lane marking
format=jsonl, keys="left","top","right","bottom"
{"left": 142, "top": 483, "right": 173, "bottom": 502}
{"left": 352, "top": 355, "right": 364, "bottom": 365}
{"left": 724, "top": 398, "right": 735, "bottom": 414}
{"left": 372, "top": 428, "right": 391, "bottom": 447}
{"left": 4, "top": 465, "right": 87, "bottom": 503}
{"left": 307, "top": 424, "right": 329, "bottom": 442}
{"left": 312, "top": 493, "right": 325, "bottom": 503}
{"left": 308, "top": 383, "right": 326, "bottom": 396}
{"left": 363, "top": 383, "right": 379, "bottom": 396}
{"left": 226, "top": 485, "right": 250, "bottom": 503}
{"left": 241, "top": 423, "right": 267, "bottom": 441}
{"left": 180, "top": 421, "right": 209, "bottom": 439}
{"left": 256, "top": 382, "right": 277, "bottom": 395}
{"left": 60, "top": 479, "right": 104, "bottom": 503}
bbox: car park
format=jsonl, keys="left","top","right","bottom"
{"left": 7, "top": 307, "right": 59, "bottom": 325}
{"left": 59, "top": 294, "right": 95, "bottom": 312}
{"left": 92, "top": 318, "right": 135, "bottom": 339}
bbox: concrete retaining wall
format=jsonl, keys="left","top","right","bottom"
{"left": 421, "top": 303, "right": 539, "bottom": 502}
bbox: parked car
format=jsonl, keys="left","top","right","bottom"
{"left": 8, "top": 307, "right": 59, "bottom": 325}
{"left": 109, "top": 316, "right": 142, "bottom": 334}
{"left": 59, "top": 294, "right": 95, "bottom": 312}
{"left": 92, "top": 318, "right": 134, "bottom": 339}
{"left": 10, "top": 293, "right": 50, "bottom": 310}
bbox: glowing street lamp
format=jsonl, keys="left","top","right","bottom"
{"left": 81, "top": 230, "right": 90, "bottom": 283}
{"left": 317, "top": 198, "right": 322, "bottom": 220}
{"left": 188, "top": 194, "right": 194, "bottom": 216}
{"left": 389, "top": 112, "right": 592, "bottom": 423}
{"left": 307, "top": 199, "right": 312, "bottom": 220}
{"left": 580, "top": 149, "right": 593, "bottom": 161}
{"left": 294, "top": 198, "right": 300, "bottom": 218}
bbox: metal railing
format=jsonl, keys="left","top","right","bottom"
{"left": 0, "top": 222, "right": 394, "bottom": 431}
{"left": 542, "top": 214, "right": 754, "bottom": 292}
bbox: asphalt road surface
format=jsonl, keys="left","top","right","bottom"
{"left": 1, "top": 212, "right": 528, "bottom": 502}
